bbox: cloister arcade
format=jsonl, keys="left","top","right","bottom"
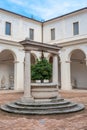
{"left": 60, "top": 46, "right": 87, "bottom": 90}
{"left": 0, "top": 48, "right": 24, "bottom": 91}
{"left": 70, "top": 49, "right": 87, "bottom": 89}
{"left": 0, "top": 49, "right": 38, "bottom": 90}
{"left": 0, "top": 44, "right": 87, "bottom": 91}
{"left": 0, "top": 50, "right": 15, "bottom": 90}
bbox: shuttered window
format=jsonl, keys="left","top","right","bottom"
{"left": 73, "top": 22, "right": 79, "bottom": 35}
{"left": 51, "top": 28, "right": 55, "bottom": 40}
{"left": 5, "top": 22, "right": 11, "bottom": 35}
{"left": 29, "top": 28, "right": 34, "bottom": 40}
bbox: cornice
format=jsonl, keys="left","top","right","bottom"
{"left": 20, "top": 39, "right": 61, "bottom": 54}
{"left": 0, "top": 38, "right": 21, "bottom": 47}
{"left": 57, "top": 38, "right": 87, "bottom": 47}
{"left": 43, "top": 7, "right": 87, "bottom": 24}
{"left": 0, "top": 7, "right": 87, "bottom": 24}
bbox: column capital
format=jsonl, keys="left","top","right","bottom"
{"left": 52, "top": 53, "right": 58, "bottom": 57}
{"left": 14, "top": 61, "right": 19, "bottom": 63}
{"left": 24, "top": 49, "right": 31, "bottom": 53}
{"left": 60, "top": 59, "right": 71, "bottom": 63}
{"left": 14, "top": 61, "right": 24, "bottom": 64}
{"left": 65, "top": 61, "right": 71, "bottom": 63}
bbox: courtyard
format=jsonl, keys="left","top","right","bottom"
{"left": 0, "top": 90, "right": 87, "bottom": 130}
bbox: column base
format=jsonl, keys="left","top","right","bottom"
{"left": 20, "top": 96, "right": 34, "bottom": 103}
{"left": 61, "top": 85, "right": 72, "bottom": 90}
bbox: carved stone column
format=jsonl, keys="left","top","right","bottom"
{"left": 52, "top": 55, "right": 58, "bottom": 86}
{"left": 61, "top": 60, "right": 72, "bottom": 90}
{"left": 21, "top": 50, "right": 34, "bottom": 102}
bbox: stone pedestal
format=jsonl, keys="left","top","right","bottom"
{"left": 31, "top": 83, "right": 58, "bottom": 102}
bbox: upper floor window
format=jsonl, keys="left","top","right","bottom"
{"left": 73, "top": 22, "right": 79, "bottom": 35}
{"left": 5, "top": 22, "right": 11, "bottom": 35}
{"left": 51, "top": 28, "right": 55, "bottom": 40}
{"left": 29, "top": 28, "right": 34, "bottom": 40}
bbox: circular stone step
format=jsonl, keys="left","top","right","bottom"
{"left": 6, "top": 102, "right": 77, "bottom": 109}
{"left": 0, "top": 98, "right": 85, "bottom": 115}
{"left": 15, "top": 99, "right": 70, "bottom": 106}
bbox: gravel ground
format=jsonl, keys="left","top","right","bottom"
{"left": 0, "top": 90, "right": 87, "bottom": 130}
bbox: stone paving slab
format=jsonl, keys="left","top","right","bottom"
{"left": 0, "top": 90, "right": 87, "bottom": 130}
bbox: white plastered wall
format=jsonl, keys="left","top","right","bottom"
{"left": 0, "top": 10, "right": 42, "bottom": 42}
{"left": 43, "top": 10, "right": 87, "bottom": 44}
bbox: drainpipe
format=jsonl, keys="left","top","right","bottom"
{"left": 40, "top": 22, "right": 44, "bottom": 60}
{"left": 42, "top": 22, "right": 43, "bottom": 43}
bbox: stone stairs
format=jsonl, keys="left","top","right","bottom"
{"left": 1, "top": 98, "right": 85, "bottom": 115}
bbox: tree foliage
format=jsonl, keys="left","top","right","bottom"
{"left": 31, "top": 58, "right": 52, "bottom": 82}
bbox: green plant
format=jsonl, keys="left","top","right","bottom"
{"left": 31, "top": 58, "right": 52, "bottom": 83}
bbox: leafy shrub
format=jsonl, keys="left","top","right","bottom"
{"left": 31, "top": 58, "right": 52, "bottom": 82}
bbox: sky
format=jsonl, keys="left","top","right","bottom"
{"left": 0, "top": 0, "right": 87, "bottom": 21}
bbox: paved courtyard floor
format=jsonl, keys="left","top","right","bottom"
{"left": 0, "top": 90, "right": 87, "bottom": 130}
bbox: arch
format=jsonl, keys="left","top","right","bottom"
{"left": 70, "top": 49, "right": 87, "bottom": 89}
{"left": 0, "top": 49, "right": 17, "bottom": 61}
{"left": 24, "top": 53, "right": 37, "bottom": 67}
{"left": 68, "top": 48, "right": 86, "bottom": 61}
{"left": 31, "top": 53, "right": 37, "bottom": 64}
{"left": 48, "top": 54, "right": 54, "bottom": 64}
{"left": 0, "top": 49, "right": 15, "bottom": 90}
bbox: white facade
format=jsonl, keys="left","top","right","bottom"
{"left": 43, "top": 8, "right": 87, "bottom": 44}
{"left": 0, "top": 9, "right": 42, "bottom": 42}
{"left": 0, "top": 8, "right": 87, "bottom": 91}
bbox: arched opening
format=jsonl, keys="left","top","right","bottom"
{"left": 49, "top": 55, "right": 61, "bottom": 88}
{"left": 31, "top": 53, "right": 36, "bottom": 64}
{"left": 70, "top": 49, "right": 87, "bottom": 89}
{"left": 49, "top": 55, "right": 53, "bottom": 64}
{"left": 0, "top": 50, "right": 15, "bottom": 90}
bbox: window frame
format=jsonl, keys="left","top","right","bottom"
{"left": 51, "top": 28, "right": 55, "bottom": 40}
{"left": 73, "top": 22, "right": 79, "bottom": 35}
{"left": 5, "top": 22, "right": 11, "bottom": 35}
{"left": 29, "top": 28, "right": 34, "bottom": 40}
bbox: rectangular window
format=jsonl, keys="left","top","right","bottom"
{"left": 73, "top": 22, "right": 79, "bottom": 35}
{"left": 5, "top": 22, "right": 11, "bottom": 35}
{"left": 51, "top": 28, "right": 55, "bottom": 40}
{"left": 29, "top": 28, "right": 34, "bottom": 40}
